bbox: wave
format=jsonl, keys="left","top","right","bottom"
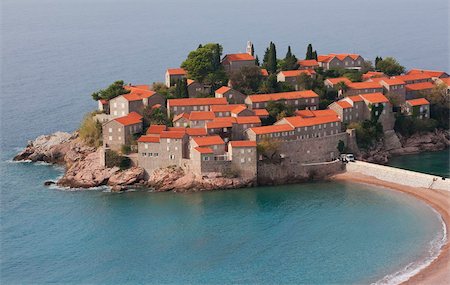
{"left": 48, "top": 183, "right": 110, "bottom": 192}
{"left": 373, "top": 207, "right": 447, "bottom": 285}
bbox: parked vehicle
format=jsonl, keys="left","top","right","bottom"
{"left": 340, "top": 154, "right": 355, "bottom": 162}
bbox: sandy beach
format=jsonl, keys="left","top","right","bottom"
{"left": 332, "top": 172, "right": 450, "bottom": 284}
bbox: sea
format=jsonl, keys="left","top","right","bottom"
{"left": 1, "top": 0, "right": 449, "bottom": 283}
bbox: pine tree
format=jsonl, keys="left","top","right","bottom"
{"left": 306, "top": 44, "right": 313, "bottom": 60}
{"left": 255, "top": 55, "right": 260, "bottom": 66}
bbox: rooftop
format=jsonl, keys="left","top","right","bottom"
{"left": 137, "top": 135, "right": 160, "bottom": 143}
{"left": 215, "top": 86, "right": 231, "bottom": 94}
{"left": 406, "top": 69, "right": 448, "bottom": 78}
{"left": 360, "top": 93, "right": 389, "bottom": 103}
{"left": 166, "top": 68, "right": 187, "bottom": 75}
{"left": 247, "top": 90, "right": 319, "bottom": 103}
{"left": 146, "top": 125, "right": 167, "bottom": 135}
{"left": 114, "top": 112, "right": 143, "bottom": 126}
{"left": 192, "top": 135, "right": 225, "bottom": 146}
{"left": 194, "top": 147, "right": 214, "bottom": 154}
{"left": 347, "top": 81, "right": 382, "bottom": 90}
{"left": 168, "top": 97, "right": 228, "bottom": 107}
{"left": 223, "top": 53, "right": 255, "bottom": 61}
{"left": 406, "top": 98, "right": 430, "bottom": 106}
{"left": 248, "top": 124, "right": 294, "bottom": 135}
{"left": 405, "top": 82, "right": 435, "bottom": 91}
{"left": 229, "top": 140, "right": 257, "bottom": 147}
{"left": 279, "top": 70, "right": 315, "bottom": 77}
{"left": 326, "top": 77, "right": 352, "bottom": 85}
{"left": 298, "top": 59, "right": 319, "bottom": 67}
{"left": 282, "top": 115, "right": 340, "bottom": 128}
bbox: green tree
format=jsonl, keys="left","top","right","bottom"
{"left": 295, "top": 73, "right": 314, "bottom": 90}
{"left": 375, "top": 56, "right": 383, "bottom": 67}
{"left": 336, "top": 81, "right": 349, "bottom": 96}
{"left": 91, "top": 80, "right": 130, "bottom": 101}
{"left": 424, "top": 83, "right": 450, "bottom": 129}
{"left": 337, "top": 140, "right": 346, "bottom": 154}
{"left": 173, "top": 78, "right": 189, "bottom": 98}
{"left": 142, "top": 106, "right": 171, "bottom": 129}
{"left": 250, "top": 43, "right": 255, "bottom": 56}
{"left": 79, "top": 112, "right": 102, "bottom": 147}
{"left": 229, "top": 66, "right": 262, "bottom": 95}
{"left": 376, "top": 57, "right": 405, "bottom": 76}
{"left": 263, "top": 42, "right": 278, "bottom": 74}
{"left": 281, "top": 46, "right": 299, "bottom": 71}
{"left": 257, "top": 138, "right": 281, "bottom": 161}
{"left": 266, "top": 100, "right": 294, "bottom": 121}
{"left": 255, "top": 55, "right": 260, "bottom": 66}
{"left": 306, "top": 44, "right": 313, "bottom": 60}
{"left": 312, "top": 50, "right": 317, "bottom": 60}
{"left": 181, "top": 43, "right": 227, "bottom": 85}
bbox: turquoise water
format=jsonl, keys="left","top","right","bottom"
{"left": 0, "top": 160, "right": 444, "bottom": 284}
{"left": 388, "top": 150, "right": 450, "bottom": 178}
{"left": 1, "top": 0, "right": 448, "bottom": 283}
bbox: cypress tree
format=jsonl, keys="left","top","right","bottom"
{"left": 255, "top": 55, "right": 260, "bottom": 66}
{"left": 306, "top": 44, "right": 313, "bottom": 60}
{"left": 282, "top": 46, "right": 298, "bottom": 70}
{"left": 251, "top": 43, "right": 255, "bottom": 56}
{"left": 268, "top": 42, "right": 277, "bottom": 74}
{"left": 262, "top": 47, "right": 270, "bottom": 69}
{"left": 198, "top": 44, "right": 203, "bottom": 49}
{"left": 312, "top": 50, "right": 318, "bottom": 60}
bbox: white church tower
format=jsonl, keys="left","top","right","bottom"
{"left": 246, "top": 41, "right": 253, "bottom": 56}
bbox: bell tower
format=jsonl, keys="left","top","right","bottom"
{"left": 246, "top": 41, "right": 253, "bottom": 55}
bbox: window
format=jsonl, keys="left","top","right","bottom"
{"left": 142, "top": 153, "right": 147, "bottom": 157}
{"left": 149, "top": 153, "right": 153, "bottom": 157}
{"left": 109, "top": 136, "right": 112, "bottom": 141}
{"left": 247, "top": 149, "right": 252, "bottom": 153}
{"left": 181, "top": 107, "right": 185, "bottom": 111}
{"left": 203, "top": 156, "right": 209, "bottom": 161}
{"left": 248, "top": 157, "right": 252, "bottom": 162}
{"left": 175, "top": 146, "right": 178, "bottom": 151}
{"left": 223, "top": 128, "right": 227, "bottom": 132}
{"left": 194, "top": 106, "right": 198, "bottom": 111}
{"left": 109, "top": 128, "right": 112, "bottom": 133}
{"left": 295, "top": 100, "right": 298, "bottom": 104}
{"left": 311, "top": 98, "right": 315, "bottom": 103}
{"left": 113, "top": 102, "right": 117, "bottom": 108}
{"left": 118, "top": 136, "right": 121, "bottom": 140}
{"left": 121, "top": 103, "right": 125, "bottom": 108}
{"left": 145, "top": 144, "right": 148, "bottom": 149}
{"left": 170, "top": 155, "right": 175, "bottom": 160}
{"left": 118, "top": 128, "right": 121, "bottom": 132}
{"left": 166, "top": 146, "right": 170, "bottom": 151}
{"left": 241, "top": 149, "right": 245, "bottom": 154}
{"left": 256, "top": 103, "right": 260, "bottom": 108}
{"left": 213, "top": 145, "right": 218, "bottom": 150}
{"left": 305, "top": 99, "right": 309, "bottom": 103}
{"left": 200, "top": 106, "right": 204, "bottom": 110}
{"left": 229, "top": 94, "right": 233, "bottom": 98}
{"left": 240, "top": 158, "right": 245, "bottom": 163}
{"left": 304, "top": 127, "right": 307, "bottom": 131}
{"left": 167, "top": 138, "right": 171, "bottom": 144}
{"left": 114, "top": 111, "right": 117, "bottom": 116}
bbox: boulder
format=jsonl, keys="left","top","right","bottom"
{"left": 108, "top": 167, "right": 145, "bottom": 186}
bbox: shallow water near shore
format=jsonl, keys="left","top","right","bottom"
{"left": 387, "top": 150, "right": 450, "bottom": 178}
{"left": 0, "top": 159, "right": 445, "bottom": 284}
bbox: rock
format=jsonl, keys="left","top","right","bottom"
{"left": 108, "top": 167, "right": 145, "bottom": 186}
{"left": 44, "top": 180, "right": 55, "bottom": 186}
{"left": 383, "top": 130, "right": 402, "bottom": 151}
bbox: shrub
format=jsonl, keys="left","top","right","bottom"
{"left": 105, "top": 150, "right": 131, "bottom": 170}
{"left": 121, "top": 144, "right": 131, "bottom": 155}
{"left": 349, "top": 120, "right": 383, "bottom": 149}
{"left": 79, "top": 112, "right": 102, "bottom": 147}
{"left": 394, "top": 116, "right": 438, "bottom": 137}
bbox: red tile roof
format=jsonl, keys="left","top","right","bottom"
{"left": 215, "top": 86, "right": 231, "bottom": 94}
{"left": 189, "top": 111, "right": 215, "bottom": 121}
{"left": 168, "top": 127, "right": 186, "bottom": 132}
{"left": 137, "top": 135, "right": 160, "bottom": 143}
{"left": 192, "top": 135, "right": 224, "bottom": 146}
{"left": 229, "top": 141, "right": 257, "bottom": 147}
{"left": 347, "top": 81, "right": 382, "bottom": 90}
{"left": 146, "top": 125, "right": 167, "bottom": 135}
{"left": 160, "top": 131, "right": 186, "bottom": 139}
{"left": 406, "top": 69, "right": 448, "bottom": 78}
{"left": 346, "top": 95, "right": 364, "bottom": 102}
{"left": 168, "top": 97, "right": 228, "bottom": 107}
{"left": 362, "top": 71, "right": 386, "bottom": 81}
{"left": 405, "top": 82, "right": 435, "bottom": 91}
{"left": 406, "top": 98, "right": 430, "bottom": 106}
{"left": 318, "top": 53, "right": 361, "bottom": 62}
{"left": 99, "top": 99, "right": 108, "bottom": 104}
{"left": 298, "top": 59, "right": 319, "bottom": 67}
{"left": 296, "top": 109, "right": 338, "bottom": 117}
{"left": 213, "top": 117, "right": 237, "bottom": 124}
{"left": 186, "top": 128, "right": 208, "bottom": 136}
{"left": 279, "top": 70, "right": 315, "bottom": 77}
{"left": 166, "top": 68, "right": 187, "bottom": 75}
{"left": 173, "top": 113, "right": 190, "bottom": 122}
{"left": 261, "top": 69, "right": 269, "bottom": 76}
{"left": 283, "top": 115, "right": 340, "bottom": 128}
{"left": 379, "top": 78, "right": 405, "bottom": 86}
{"left": 393, "top": 74, "right": 432, "bottom": 82}
{"left": 336, "top": 101, "right": 353, "bottom": 109}
{"left": 187, "top": 79, "right": 195, "bottom": 86}
{"left": 248, "top": 124, "right": 294, "bottom": 135}
{"left": 194, "top": 147, "right": 214, "bottom": 154}
{"left": 438, "top": 78, "right": 450, "bottom": 86}
{"left": 360, "top": 93, "right": 389, "bottom": 103}
{"left": 122, "top": 86, "right": 157, "bottom": 101}
{"left": 253, "top": 109, "right": 269, "bottom": 116}
{"left": 206, "top": 121, "right": 233, "bottom": 129}
{"left": 247, "top": 90, "right": 319, "bottom": 103}
{"left": 236, "top": 116, "right": 261, "bottom": 124}
{"left": 231, "top": 105, "right": 247, "bottom": 114}
{"left": 114, "top": 112, "right": 143, "bottom": 126}
{"left": 326, "top": 77, "right": 352, "bottom": 85}
{"left": 223, "top": 53, "right": 255, "bottom": 61}
{"left": 211, "top": 104, "right": 246, "bottom": 112}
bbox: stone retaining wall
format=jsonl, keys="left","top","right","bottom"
{"left": 346, "top": 161, "right": 450, "bottom": 191}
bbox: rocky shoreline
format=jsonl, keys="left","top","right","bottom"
{"left": 13, "top": 132, "right": 255, "bottom": 192}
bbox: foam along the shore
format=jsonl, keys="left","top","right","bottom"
{"left": 346, "top": 161, "right": 450, "bottom": 191}
{"left": 333, "top": 166, "right": 450, "bottom": 284}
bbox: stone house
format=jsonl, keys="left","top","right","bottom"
{"left": 253, "top": 109, "right": 269, "bottom": 119}
{"left": 295, "top": 109, "right": 338, "bottom": 119}
{"left": 173, "top": 111, "right": 215, "bottom": 128}
{"left": 406, "top": 69, "right": 449, "bottom": 79}
{"left": 230, "top": 105, "right": 254, "bottom": 117}
{"left": 187, "top": 79, "right": 211, "bottom": 98}
{"left": 221, "top": 53, "right": 256, "bottom": 73}
{"left": 103, "top": 112, "right": 143, "bottom": 151}
{"left": 277, "top": 70, "right": 316, "bottom": 90}
{"left": 210, "top": 104, "right": 247, "bottom": 117}
{"left": 214, "top": 86, "right": 246, "bottom": 104}
{"left": 373, "top": 78, "right": 406, "bottom": 106}
{"left": 245, "top": 124, "right": 295, "bottom": 142}
{"left": 228, "top": 141, "right": 257, "bottom": 180}
{"left": 317, "top": 54, "right": 364, "bottom": 70}
{"left": 405, "top": 82, "right": 435, "bottom": 99}
{"left": 324, "top": 77, "right": 352, "bottom": 89}
{"left": 275, "top": 115, "right": 342, "bottom": 140}
{"left": 167, "top": 97, "right": 228, "bottom": 117}
{"left": 403, "top": 98, "right": 430, "bottom": 119}
{"left": 190, "top": 136, "right": 226, "bottom": 156}
{"left": 206, "top": 121, "right": 233, "bottom": 143}
{"left": 435, "top": 77, "right": 450, "bottom": 94}
{"left": 98, "top": 99, "right": 109, "bottom": 113}
{"left": 344, "top": 81, "right": 383, "bottom": 96}
{"left": 298, "top": 59, "right": 319, "bottom": 70}
{"left": 233, "top": 116, "right": 262, "bottom": 140}
{"left": 165, "top": 68, "right": 187, "bottom": 87}
{"left": 109, "top": 86, "right": 165, "bottom": 117}
{"left": 392, "top": 74, "right": 432, "bottom": 85}
{"left": 245, "top": 90, "right": 319, "bottom": 110}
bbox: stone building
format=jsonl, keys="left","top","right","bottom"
{"left": 187, "top": 79, "right": 211, "bottom": 98}
{"left": 245, "top": 90, "right": 319, "bottom": 110}
{"left": 392, "top": 74, "right": 432, "bottom": 85}
{"left": 403, "top": 98, "right": 430, "bottom": 119}
{"left": 277, "top": 70, "right": 316, "bottom": 90}
{"left": 298, "top": 59, "right": 319, "bottom": 70}
{"left": 221, "top": 53, "right": 256, "bottom": 73}
{"left": 103, "top": 112, "right": 143, "bottom": 151}
{"left": 228, "top": 141, "right": 257, "bottom": 179}
{"left": 406, "top": 69, "right": 449, "bottom": 79}
{"left": 214, "top": 86, "right": 246, "bottom": 104}
{"left": 317, "top": 54, "right": 364, "bottom": 70}
{"left": 165, "top": 68, "right": 187, "bottom": 87}
{"left": 344, "top": 81, "right": 383, "bottom": 96}
{"left": 405, "top": 82, "right": 435, "bottom": 99}
{"left": 109, "top": 85, "right": 165, "bottom": 117}
{"left": 167, "top": 97, "right": 228, "bottom": 117}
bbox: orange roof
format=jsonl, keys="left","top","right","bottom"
{"left": 187, "top": 79, "right": 195, "bottom": 86}
{"left": 99, "top": 99, "right": 108, "bottom": 104}
{"left": 160, "top": 131, "right": 186, "bottom": 139}
{"left": 347, "top": 95, "right": 364, "bottom": 102}
{"left": 248, "top": 124, "right": 294, "bottom": 135}
{"left": 326, "top": 77, "right": 352, "bottom": 85}
{"left": 168, "top": 97, "right": 228, "bottom": 107}
{"left": 194, "top": 147, "right": 214, "bottom": 154}
{"left": 407, "top": 69, "right": 448, "bottom": 78}
{"left": 114, "top": 112, "right": 143, "bottom": 126}
{"left": 137, "top": 135, "right": 160, "bottom": 143}
{"left": 362, "top": 71, "right": 386, "bottom": 80}
{"left": 122, "top": 88, "right": 156, "bottom": 101}
{"left": 406, "top": 98, "right": 430, "bottom": 106}
{"left": 223, "top": 53, "right": 255, "bottom": 61}
{"left": 405, "top": 82, "right": 435, "bottom": 91}
{"left": 318, "top": 53, "right": 360, "bottom": 62}
{"left": 253, "top": 109, "right": 269, "bottom": 116}
{"left": 231, "top": 105, "right": 247, "bottom": 114}
{"left": 438, "top": 78, "right": 450, "bottom": 86}
{"left": 166, "top": 68, "right": 186, "bottom": 75}
{"left": 189, "top": 111, "right": 215, "bottom": 121}
{"left": 151, "top": 104, "right": 162, "bottom": 109}
{"left": 360, "top": 93, "right": 389, "bottom": 103}
{"left": 211, "top": 104, "right": 246, "bottom": 112}
{"left": 173, "top": 113, "right": 190, "bottom": 122}
{"left": 298, "top": 59, "right": 319, "bottom": 67}
{"left": 261, "top": 69, "right": 269, "bottom": 76}
{"left": 247, "top": 90, "right": 319, "bottom": 103}
{"left": 229, "top": 141, "right": 257, "bottom": 147}
{"left": 215, "top": 86, "right": 231, "bottom": 94}
{"left": 168, "top": 127, "right": 186, "bottom": 132}
{"left": 206, "top": 121, "right": 233, "bottom": 129}
{"left": 348, "top": 81, "right": 382, "bottom": 90}
{"left": 192, "top": 135, "right": 224, "bottom": 146}
{"left": 379, "top": 78, "right": 405, "bottom": 86}
{"left": 336, "top": 101, "right": 353, "bottom": 109}
{"left": 393, "top": 74, "right": 432, "bottom": 82}
{"left": 279, "top": 70, "right": 315, "bottom": 78}
{"left": 146, "top": 125, "right": 167, "bottom": 135}
{"left": 283, "top": 115, "right": 340, "bottom": 128}
{"left": 186, "top": 128, "right": 207, "bottom": 136}
{"left": 295, "top": 109, "right": 338, "bottom": 118}
{"left": 236, "top": 116, "right": 261, "bottom": 124}
{"left": 213, "top": 117, "right": 237, "bottom": 124}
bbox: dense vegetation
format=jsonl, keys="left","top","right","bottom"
{"left": 79, "top": 112, "right": 102, "bottom": 147}
{"left": 91, "top": 80, "right": 130, "bottom": 101}
{"left": 375, "top": 57, "right": 405, "bottom": 76}
{"left": 105, "top": 150, "right": 131, "bottom": 170}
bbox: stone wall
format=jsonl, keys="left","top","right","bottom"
{"left": 346, "top": 161, "right": 450, "bottom": 191}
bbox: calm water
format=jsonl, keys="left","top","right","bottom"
{"left": 388, "top": 150, "right": 450, "bottom": 178}
{"left": 1, "top": 0, "right": 449, "bottom": 283}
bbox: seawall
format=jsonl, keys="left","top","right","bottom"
{"left": 346, "top": 161, "right": 450, "bottom": 192}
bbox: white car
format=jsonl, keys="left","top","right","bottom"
{"left": 340, "top": 154, "right": 355, "bottom": 162}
